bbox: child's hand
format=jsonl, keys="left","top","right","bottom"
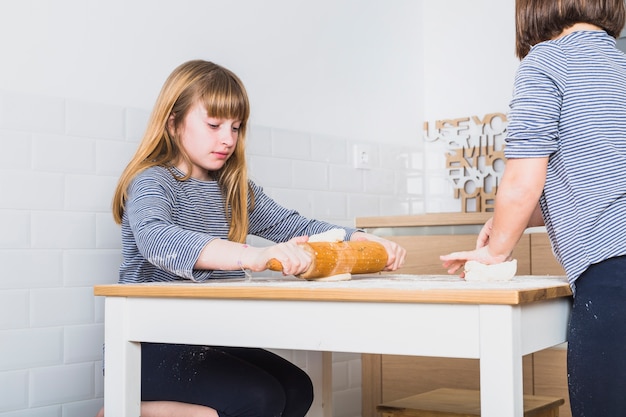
{"left": 350, "top": 231, "right": 406, "bottom": 271}
{"left": 247, "top": 236, "right": 313, "bottom": 276}
{"left": 440, "top": 246, "right": 510, "bottom": 277}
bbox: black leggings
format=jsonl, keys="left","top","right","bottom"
{"left": 141, "top": 343, "right": 314, "bottom": 417}
{"left": 567, "top": 255, "right": 626, "bottom": 417}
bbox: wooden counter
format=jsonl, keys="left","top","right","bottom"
{"left": 355, "top": 214, "right": 570, "bottom": 417}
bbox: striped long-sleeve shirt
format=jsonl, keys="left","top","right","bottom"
{"left": 119, "top": 166, "right": 358, "bottom": 283}
{"left": 505, "top": 30, "right": 626, "bottom": 291}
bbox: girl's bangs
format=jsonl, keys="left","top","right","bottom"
{"left": 201, "top": 79, "right": 249, "bottom": 122}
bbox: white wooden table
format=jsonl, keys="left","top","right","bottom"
{"left": 94, "top": 274, "right": 572, "bottom": 417}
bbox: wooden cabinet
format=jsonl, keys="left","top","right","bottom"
{"left": 356, "top": 214, "right": 570, "bottom": 417}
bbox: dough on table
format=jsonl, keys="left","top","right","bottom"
{"left": 464, "top": 259, "right": 517, "bottom": 282}
{"left": 308, "top": 228, "right": 346, "bottom": 242}
{"left": 304, "top": 273, "right": 352, "bottom": 282}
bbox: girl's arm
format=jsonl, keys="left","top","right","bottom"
{"left": 194, "top": 236, "right": 314, "bottom": 277}
{"left": 441, "top": 157, "right": 548, "bottom": 274}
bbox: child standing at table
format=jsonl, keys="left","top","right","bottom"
{"left": 96, "top": 59, "right": 405, "bottom": 417}
{"left": 440, "top": 0, "right": 626, "bottom": 416}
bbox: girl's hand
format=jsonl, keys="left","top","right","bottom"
{"left": 350, "top": 231, "right": 406, "bottom": 271}
{"left": 440, "top": 245, "right": 510, "bottom": 277}
{"left": 245, "top": 236, "right": 313, "bottom": 276}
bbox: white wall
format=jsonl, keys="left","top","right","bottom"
{"left": 422, "top": 0, "right": 518, "bottom": 120}
{"left": 0, "top": 0, "right": 423, "bottom": 146}
{"left": 0, "top": 1, "right": 518, "bottom": 416}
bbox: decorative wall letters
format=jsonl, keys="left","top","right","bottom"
{"left": 423, "top": 113, "right": 508, "bottom": 212}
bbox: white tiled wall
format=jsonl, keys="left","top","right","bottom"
{"left": 0, "top": 89, "right": 455, "bottom": 417}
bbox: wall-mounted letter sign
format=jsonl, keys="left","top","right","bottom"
{"left": 423, "top": 113, "right": 508, "bottom": 212}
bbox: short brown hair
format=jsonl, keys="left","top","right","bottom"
{"left": 515, "top": 0, "right": 626, "bottom": 58}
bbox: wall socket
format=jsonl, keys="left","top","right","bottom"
{"left": 353, "top": 144, "right": 373, "bottom": 169}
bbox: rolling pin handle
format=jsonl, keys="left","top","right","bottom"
{"left": 267, "top": 259, "right": 283, "bottom": 272}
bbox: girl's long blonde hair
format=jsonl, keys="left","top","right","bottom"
{"left": 112, "top": 60, "right": 253, "bottom": 243}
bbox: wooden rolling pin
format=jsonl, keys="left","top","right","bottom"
{"left": 267, "top": 241, "right": 388, "bottom": 280}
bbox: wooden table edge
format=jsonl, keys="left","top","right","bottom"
{"left": 94, "top": 282, "right": 572, "bottom": 305}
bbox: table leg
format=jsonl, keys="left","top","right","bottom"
{"left": 104, "top": 297, "right": 141, "bottom": 417}
{"left": 479, "top": 305, "right": 524, "bottom": 417}
{"left": 302, "top": 350, "right": 329, "bottom": 417}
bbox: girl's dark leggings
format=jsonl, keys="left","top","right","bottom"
{"left": 141, "top": 343, "right": 314, "bottom": 417}
{"left": 567, "top": 255, "right": 626, "bottom": 417}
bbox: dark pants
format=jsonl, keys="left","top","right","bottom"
{"left": 141, "top": 343, "right": 314, "bottom": 417}
{"left": 567, "top": 255, "right": 626, "bottom": 417}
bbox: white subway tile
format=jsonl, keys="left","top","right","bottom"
{"left": 363, "top": 168, "right": 395, "bottom": 195}
{"left": 30, "top": 363, "right": 94, "bottom": 407}
{"left": 402, "top": 171, "right": 425, "bottom": 195}
{"left": 246, "top": 124, "right": 273, "bottom": 156}
{"left": 125, "top": 107, "right": 150, "bottom": 142}
{"left": 0, "top": 131, "right": 31, "bottom": 170}
{"left": 291, "top": 350, "right": 309, "bottom": 370}
{"left": 63, "top": 398, "right": 102, "bottom": 417}
{"left": 96, "top": 139, "right": 137, "bottom": 176}
{"left": 332, "top": 361, "right": 349, "bottom": 390}
{"left": 65, "top": 175, "right": 117, "bottom": 212}
{"left": 0, "top": 91, "right": 65, "bottom": 134}
{"left": 0, "top": 171, "right": 64, "bottom": 210}
{"left": 0, "top": 328, "right": 63, "bottom": 371}
{"left": 31, "top": 212, "right": 95, "bottom": 249}
{"left": 347, "top": 193, "right": 380, "bottom": 219}
{"left": 311, "top": 191, "right": 347, "bottom": 221}
{"left": 426, "top": 175, "right": 454, "bottom": 197}
{"left": 410, "top": 199, "right": 426, "bottom": 214}
{"left": 0, "top": 250, "right": 62, "bottom": 290}
{"left": 248, "top": 155, "right": 293, "bottom": 188}
{"left": 64, "top": 324, "right": 104, "bottom": 364}
{"left": 380, "top": 196, "right": 411, "bottom": 216}
{"left": 95, "top": 213, "right": 121, "bottom": 249}
{"left": 310, "top": 134, "right": 348, "bottom": 164}
{"left": 0, "top": 370, "right": 28, "bottom": 412}
{"left": 332, "top": 388, "right": 361, "bottom": 417}
{"left": 347, "top": 358, "right": 362, "bottom": 386}
{"left": 32, "top": 134, "right": 95, "bottom": 174}
{"left": 0, "top": 405, "right": 62, "bottom": 417}
{"left": 94, "top": 297, "right": 105, "bottom": 324}
{"left": 65, "top": 100, "right": 125, "bottom": 141}
{"left": 0, "top": 210, "right": 30, "bottom": 248}
{"left": 63, "top": 249, "right": 121, "bottom": 286}
{"left": 379, "top": 145, "right": 410, "bottom": 170}
{"left": 426, "top": 198, "right": 462, "bottom": 213}
{"left": 424, "top": 141, "right": 448, "bottom": 170}
{"left": 291, "top": 160, "right": 328, "bottom": 190}
{"left": 0, "top": 290, "right": 28, "bottom": 329}
{"left": 30, "top": 287, "right": 94, "bottom": 327}
{"left": 94, "top": 361, "right": 104, "bottom": 396}
{"left": 261, "top": 187, "right": 315, "bottom": 219}
{"left": 329, "top": 165, "right": 362, "bottom": 193}
{"left": 332, "top": 352, "right": 359, "bottom": 362}
{"left": 408, "top": 150, "right": 425, "bottom": 170}
{"left": 271, "top": 128, "right": 311, "bottom": 160}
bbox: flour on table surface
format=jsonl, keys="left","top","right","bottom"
{"left": 143, "top": 274, "right": 568, "bottom": 291}
{"left": 304, "top": 272, "right": 352, "bottom": 282}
